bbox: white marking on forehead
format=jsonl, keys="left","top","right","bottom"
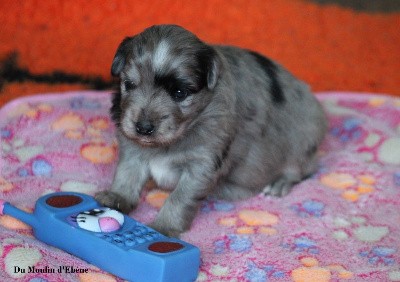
{"left": 153, "top": 40, "right": 170, "bottom": 71}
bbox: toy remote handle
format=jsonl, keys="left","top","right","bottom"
{"left": 0, "top": 192, "right": 200, "bottom": 282}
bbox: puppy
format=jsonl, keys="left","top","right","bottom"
{"left": 95, "top": 24, "right": 327, "bottom": 237}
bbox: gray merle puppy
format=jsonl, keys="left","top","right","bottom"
{"left": 95, "top": 24, "right": 327, "bottom": 237}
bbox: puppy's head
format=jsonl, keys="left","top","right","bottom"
{"left": 110, "top": 25, "right": 220, "bottom": 147}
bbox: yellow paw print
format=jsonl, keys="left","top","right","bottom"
{"left": 51, "top": 113, "right": 116, "bottom": 164}
{"left": 0, "top": 207, "right": 32, "bottom": 231}
{"left": 368, "top": 97, "right": 386, "bottom": 107}
{"left": 79, "top": 272, "right": 117, "bottom": 282}
{"left": 8, "top": 103, "right": 53, "bottom": 119}
{"left": 320, "top": 172, "right": 376, "bottom": 202}
{"left": 52, "top": 114, "right": 111, "bottom": 141}
{"left": 291, "top": 257, "right": 353, "bottom": 282}
{"left": 52, "top": 112, "right": 85, "bottom": 139}
{"left": 0, "top": 177, "right": 14, "bottom": 192}
{"left": 144, "top": 180, "right": 171, "bottom": 209}
{"left": 87, "top": 117, "right": 111, "bottom": 138}
{"left": 80, "top": 142, "right": 117, "bottom": 164}
{"left": 219, "top": 209, "right": 279, "bottom": 235}
{"left": 146, "top": 189, "right": 170, "bottom": 209}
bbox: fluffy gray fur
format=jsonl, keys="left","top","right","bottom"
{"left": 95, "top": 25, "right": 327, "bottom": 237}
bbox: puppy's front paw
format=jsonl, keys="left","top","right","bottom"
{"left": 262, "top": 179, "right": 294, "bottom": 197}
{"left": 95, "top": 191, "right": 135, "bottom": 214}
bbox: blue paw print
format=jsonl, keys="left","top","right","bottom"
{"left": 331, "top": 118, "right": 363, "bottom": 142}
{"left": 246, "top": 261, "right": 285, "bottom": 282}
{"left": 32, "top": 158, "right": 53, "bottom": 177}
{"left": 360, "top": 246, "right": 396, "bottom": 265}
{"left": 18, "top": 159, "right": 53, "bottom": 178}
{"left": 291, "top": 199, "right": 325, "bottom": 217}
{"left": 29, "top": 278, "right": 48, "bottom": 282}
{"left": 1, "top": 128, "right": 13, "bottom": 140}
{"left": 282, "top": 236, "right": 319, "bottom": 254}
{"left": 70, "top": 97, "right": 101, "bottom": 110}
{"left": 394, "top": 172, "right": 400, "bottom": 186}
{"left": 214, "top": 234, "right": 252, "bottom": 254}
{"left": 17, "top": 168, "right": 30, "bottom": 177}
{"left": 201, "top": 199, "right": 235, "bottom": 213}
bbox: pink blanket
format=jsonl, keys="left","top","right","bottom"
{"left": 1, "top": 91, "right": 399, "bottom": 282}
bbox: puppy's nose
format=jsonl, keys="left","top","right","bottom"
{"left": 135, "top": 121, "right": 155, "bottom": 136}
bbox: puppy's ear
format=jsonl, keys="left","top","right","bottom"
{"left": 207, "top": 51, "right": 221, "bottom": 90}
{"left": 111, "top": 37, "right": 133, "bottom": 77}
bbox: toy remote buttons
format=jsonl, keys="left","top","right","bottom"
{"left": 0, "top": 192, "right": 200, "bottom": 281}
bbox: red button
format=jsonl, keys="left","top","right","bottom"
{"left": 46, "top": 195, "right": 82, "bottom": 208}
{"left": 148, "top": 242, "right": 184, "bottom": 253}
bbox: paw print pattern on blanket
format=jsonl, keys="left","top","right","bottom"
{"left": 2, "top": 242, "right": 42, "bottom": 279}
{"left": 323, "top": 97, "right": 400, "bottom": 165}
{"left": 52, "top": 111, "right": 117, "bottom": 164}
{"left": 214, "top": 234, "right": 253, "bottom": 254}
{"left": 1, "top": 128, "right": 54, "bottom": 180}
{"left": 245, "top": 261, "right": 285, "bottom": 281}
{"left": 281, "top": 234, "right": 319, "bottom": 254}
{"left": 0, "top": 177, "right": 14, "bottom": 192}
{"left": 290, "top": 199, "right": 325, "bottom": 217}
{"left": 332, "top": 215, "right": 389, "bottom": 242}
{"left": 330, "top": 117, "right": 364, "bottom": 143}
{"left": 1, "top": 92, "right": 400, "bottom": 282}
{"left": 0, "top": 207, "right": 32, "bottom": 231}
{"left": 320, "top": 172, "right": 377, "bottom": 202}
{"left": 291, "top": 256, "right": 354, "bottom": 281}
{"left": 360, "top": 246, "right": 397, "bottom": 266}
{"left": 218, "top": 209, "right": 279, "bottom": 235}
{"left": 2, "top": 133, "right": 45, "bottom": 166}
{"left": 5, "top": 102, "right": 53, "bottom": 120}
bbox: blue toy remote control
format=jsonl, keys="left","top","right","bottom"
{"left": 0, "top": 192, "right": 200, "bottom": 282}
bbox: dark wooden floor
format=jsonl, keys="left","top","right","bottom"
{"left": 310, "top": 0, "right": 400, "bottom": 12}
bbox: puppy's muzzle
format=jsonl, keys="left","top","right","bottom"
{"left": 135, "top": 120, "right": 155, "bottom": 136}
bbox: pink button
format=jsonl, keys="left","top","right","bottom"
{"left": 99, "top": 217, "right": 121, "bottom": 232}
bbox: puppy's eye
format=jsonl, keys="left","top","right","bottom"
{"left": 171, "top": 89, "right": 189, "bottom": 102}
{"left": 124, "top": 80, "right": 136, "bottom": 91}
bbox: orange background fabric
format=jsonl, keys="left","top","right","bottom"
{"left": 0, "top": 0, "right": 399, "bottom": 106}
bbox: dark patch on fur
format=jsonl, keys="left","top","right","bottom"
{"left": 214, "top": 155, "right": 223, "bottom": 171}
{"left": 214, "top": 139, "right": 233, "bottom": 170}
{"left": 111, "top": 37, "right": 134, "bottom": 77}
{"left": 110, "top": 90, "right": 122, "bottom": 126}
{"left": 221, "top": 141, "right": 231, "bottom": 160}
{"left": 194, "top": 195, "right": 207, "bottom": 202}
{"left": 155, "top": 73, "right": 198, "bottom": 94}
{"left": 194, "top": 47, "right": 218, "bottom": 89}
{"left": 244, "top": 103, "right": 257, "bottom": 121}
{"left": 306, "top": 144, "right": 317, "bottom": 157}
{"left": 260, "top": 126, "right": 267, "bottom": 137}
{"left": 248, "top": 51, "right": 285, "bottom": 104}
{"left": 154, "top": 48, "right": 214, "bottom": 94}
